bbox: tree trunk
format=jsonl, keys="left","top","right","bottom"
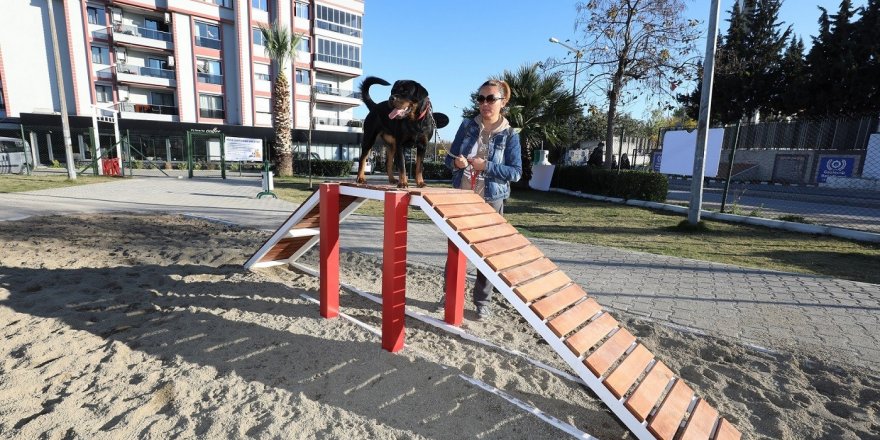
{"left": 520, "top": 140, "right": 534, "bottom": 187}
{"left": 273, "top": 73, "right": 293, "bottom": 177}
{"left": 604, "top": 87, "right": 620, "bottom": 169}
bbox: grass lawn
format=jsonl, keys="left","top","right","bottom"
{"left": 4, "top": 174, "right": 879, "bottom": 284}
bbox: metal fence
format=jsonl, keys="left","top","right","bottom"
{"left": 660, "top": 114, "right": 880, "bottom": 234}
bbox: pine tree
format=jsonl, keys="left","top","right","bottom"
{"left": 777, "top": 36, "right": 807, "bottom": 116}
{"left": 742, "top": 0, "right": 791, "bottom": 119}
{"left": 852, "top": 0, "right": 880, "bottom": 112}
{"left": 805, "top": 1, "right": 859, "bottom": 115}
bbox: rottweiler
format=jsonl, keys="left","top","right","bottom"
{"left": 356, "top": 76, "right": 448, "bottom": 188}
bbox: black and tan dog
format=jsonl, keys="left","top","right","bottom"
{"left": 357, "top": 76, "right": 448, "bottom": 188}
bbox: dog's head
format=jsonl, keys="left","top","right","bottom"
{"left": 387, "top": 80, "right": 428, "bottom": 120}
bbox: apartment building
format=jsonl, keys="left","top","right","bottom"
{"left": 0, "top": 0, "right": 364, "bottom": 164}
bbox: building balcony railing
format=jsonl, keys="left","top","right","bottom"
{"left": 116, "top": 64, "right": 176, "bottom": 80}
{"left": 199, "top": 108, "right": 225, "bottom": 119}
{"left": 313, "top": 86, "right": 361, "bottom": 99}
{"left": 195, "top": 36, "right": 222, "bottom": 50}
{"left": 314, "top": 117, "right": 363, "bottom": 128}
{"left": 255, "top": 73, "right": 270, "bottom": 81}
{"left": 197, "top": 72, "right": 223, "bottom": 85}
{"left": 121, "top": 103, "right": 178, "bottom": 115}
{"left": 112, "top": 23, "right": 172, "bottom": 42}
{"left": 315, "top": 54, "right": 361, "bottom": 69}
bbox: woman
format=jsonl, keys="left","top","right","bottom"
{"left": 443, "top": 79, "right": 523, "bottom": 320}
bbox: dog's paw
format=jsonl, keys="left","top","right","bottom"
{"left": 396, "top": 182, "right": 409, "bottom": 189}
{"left": 416, "top": 181, "right": 427, "bottom": 188}
{"left": 355, "top": 176, "right": 367, "bottom": 184}
{"left": 387, "top": 177, "right": 399, "bottom": 185}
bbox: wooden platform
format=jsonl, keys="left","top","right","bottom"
{"left": 245, "top": 183, "right": 741, "bottom": 440}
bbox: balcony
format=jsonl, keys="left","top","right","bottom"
{"left": 119, "top": 102, "right": 179, "bottom": 122}
{"left": 116, "top": 64, "right": 176, "bottom": 87}
{"left": 199, "top": 108, "right": 225, "bottom": 119}
{"left": 314, "top": 54, "right": 362, "bottom": 77}
{"left": 313, "top": 86, "right": 362, "bottom": 106}
{"left": 313, "top": 117, "right": 363, "bottom": 133}
{"left": 195, "top": 36, "right": 222, "bottom": 50}
{"left": 197, "top": 72, "right": 223, "bottom": 85}
{"left": 112, "top": 23, "right": 173, "bottom": 50}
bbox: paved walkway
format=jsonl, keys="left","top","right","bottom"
{"left": 2, "top": 176, "right": 879, "bottom": 372}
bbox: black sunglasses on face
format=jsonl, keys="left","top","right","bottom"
{"left": 476, "top": 94, "right": 503, "bottom": 104}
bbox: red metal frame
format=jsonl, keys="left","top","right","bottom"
{"left": 444, "top": 239, "right": 466, "bottom": 325}
{"left": 382, "top": 191, "right": 409, "bottom": 352}
{"left": 319, "top": 183, "right": 340, "bottom": 318}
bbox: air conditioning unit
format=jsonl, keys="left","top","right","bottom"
{"left": 167, "top": 55, "right": 175, "bottom": 67}
{"left": 115, "top": 47, "right": 126, "bottom": 62}
{"left": 164, "top": 12, "right": 171, "bottom": 24}
{"left": 109, "top": 7, "right": 122, "bottom": 24}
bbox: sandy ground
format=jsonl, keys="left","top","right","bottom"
{"left": 0, "top": 213, "right": 877, "bottom": 439}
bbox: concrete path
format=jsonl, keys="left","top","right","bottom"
{"left": 2, "top": 176, "right": 878, "bottom": 372}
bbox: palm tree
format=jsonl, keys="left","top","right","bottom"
{"left": 260, "top": 22, "right": 302, "bottom": 177}
{"left": 465, "top": 64, "right": 581, "bottom": 184}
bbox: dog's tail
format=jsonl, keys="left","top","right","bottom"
{"left": 360, "top": 76, "right": 390, "bottom": 111}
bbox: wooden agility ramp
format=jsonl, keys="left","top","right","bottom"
{"left": 245, "top": 182, "right": 741, "bottom": 440}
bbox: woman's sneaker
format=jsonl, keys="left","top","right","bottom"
{"left": 476, "top": 306, "right": 492, "bottom": 320}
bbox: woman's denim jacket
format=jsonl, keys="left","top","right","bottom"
{"left": 445, "top": 118, "right": 523, "bottom": 202}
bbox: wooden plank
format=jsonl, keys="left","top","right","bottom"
{"left": 259, "top": 236, "right": 312, "bottom": 262}
{"left": 564, "top": 313, "right": 618, "bottom": 357}
{"left": 423, "top": 192, "right": 485, "bottom": 206}
{"left": 604, "top": 344, "right": 654, "bottom": 398}
{"left": 585, "top": 328, "right": 636, "bottom": 376}
{"left": 486, "top": 245, "right": 544, "bottom": 272}
{"left": 472, "top": 234, "right": 531, "bottom": 258}
{"left": 648, "top": 380, "right": 695, "bottom": 440}
{"left": 459, "top": 223, "right": 518, "bottom": 244}
{"left": 530, "top": 284, "right": 586, "bottom": 319}
{"left": 435, "top": 202, "right": 498, "bottom": 218}
{"left": 513, "top": 270, "right": 571, "bottom": 302}
{"left": 680, "top": 399, "right": 719, "bottom": 440}
{"left": 625, "top": 361, "right": 675, "bottom": 422}
{"left": 547, "top": 297, "right": 602, "bottom": 337}
{"left": 447, "top": 212, "right": 506, "bottom": 231}
{"left": 499, "top": 258, "right": 557, "bottom": 286}
{"left": 406, "top": 187, "right": 466, "bottom": 196}
{"left": 713, "top": 419, "right": 741, "bottom": 440}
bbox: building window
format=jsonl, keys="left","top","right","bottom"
{"left": 91, "top": 45, "right": 109, "bottom": 64}
{"left": 95, "top": 85, "right": 112, "bottom": 102}
{"left": 197, "top": 58, "right": 223, "bottom": 84}
{"left": 150, "top": 92, "right": 175, "bottom": 107}
{"left": 195, "top": 21, "right": 221, "bottom": 49}
{"left": 294, "top": 2, "right": 309, "bottom": 19}
{"left": 252, "top": 0, "right": 268, "bottom": 11}
{"left": 87, "top": 6, "right": 106, "bottom": 25}
{"left": 208, "top": 0, "right": 232, "bottom": 7}
{"left": 316, "top": 38, "right": 361, "bottom": 68}
{"left": 252, "top": 28, "right": 265, "bottom": 46}
{"left": 315, "top": 5, "right": 362, "bottom": 38}
{"left": 199, "top": 94, "right": 224, "bottom": 119}
{"left": 295, "top": 69, "right": 310, "bottom": 85}
{"left": 254, "top": 63, "right": 270, "bottom": 81}
{"left": 297, "top": 37, "right": 310, "bottom": 53}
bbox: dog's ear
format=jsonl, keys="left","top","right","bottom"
{"left": 413, "top": 82, "right": 428, "bottom": 102}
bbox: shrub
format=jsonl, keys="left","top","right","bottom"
{"left": 293, "top": 159, "right": 352, "bottom": 177}
{"left": 51, "top": 160, "right": 62, "bottom": 168}
{"left": 421, "top": 161, "right": 452, "bottom": 180}
{"left": 551, "top": 166, "right": 668, "bottom": 202}
{"left": 131, "top": 160, "right": 143, "bottom": 169}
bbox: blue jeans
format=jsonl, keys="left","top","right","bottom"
{"left": 467, "top": 198, "right": 505, "bottom": 309}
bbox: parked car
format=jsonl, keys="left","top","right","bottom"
{"left": 0, "top": 137, "right": 29, "bottom": 174}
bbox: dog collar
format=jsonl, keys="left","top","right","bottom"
{"left": 417, "top": 98, "right": 431, "bottom": 121}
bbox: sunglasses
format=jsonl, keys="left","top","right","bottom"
{"left": 476, "top": 94, "right": 503, "bottom": 104}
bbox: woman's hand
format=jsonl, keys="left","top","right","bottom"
{"left": 454, "top": 155, "right": 468, "bottom": 169}
{"left": 469, "top": 157, "right": 487, "bottom": 171}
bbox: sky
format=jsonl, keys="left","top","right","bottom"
{"left": 354, "top": 0, "right": 866, "bottom": 142}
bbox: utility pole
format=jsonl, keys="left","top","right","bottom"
{"left": 46, "top": 0, "right": 76, "bottom": 180}
{"left": 688, "top": 0, "right": 722, "bottom": 224}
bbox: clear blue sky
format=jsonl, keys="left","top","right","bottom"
{"left": 355, "top": 0, "right": 866, "bottom": 141}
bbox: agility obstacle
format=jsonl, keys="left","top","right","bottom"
{"left": 245, "top": 182, "right": 741, "bottom": 440}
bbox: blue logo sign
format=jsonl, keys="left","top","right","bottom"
{"left": 652, "top": 152, "right": 662, "bottom": 172}
{"left": 816, "top": 156, "right": 855, "bottom": 183}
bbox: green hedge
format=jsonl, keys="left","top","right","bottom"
{"left": 551, "top": 166, "right": 668, "bottom": 202}
{"left": 293, "top": 159, "right": 353, "bottom": 177}
{"left": 421, "top": 161, "right": 452, "bottom": 180}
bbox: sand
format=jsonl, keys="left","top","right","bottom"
{"left": 0, "top": 213, "right": 877, "bottom": 439}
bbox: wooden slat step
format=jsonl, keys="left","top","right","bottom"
{"left": 531, "top": 283, "right": 586, "bottom": 319}
{"left": 486, "top": 245, "right": 544, "bottom": 272}
{"left": 472, "top": 234, "right": 531, "bottom": 258}
{"left": 680, "top": 399, "right": 719, "bottom": 440}
{"left": 447, "top": 212, "right": 506, "bottom": 231}
{"left": 648, "top": 380, "right": 695, "bottom": 440}
{"left": 565, "top": 312, "right": 618, "bottom": 357}
{"left": 293, "top": 218, "right": 320, "bottom": 229}
{"left": 259, "top": 236, "right": 313, "bottom": 262}
{"left": 459, "top": 223, "right": 518, "bottom": 244}
{"left": 625, "top": 361, "right": 675, "bottom": 422}
{"left": 435, "top": 202, "right": 498, "bottom": 218}
{"left": 713, "top": 419, "right": 742, "bottom": 440}
{"left": 499, "top": 258, "right": 557, "bottom": 286}
{"left": 585, "top": 328, "right": 636, "bottom": 376}
{"left": 547, "top": 297, "right": 602, "bottom": 337}
{"left": 513, "top": 271, "right": 571, "bottom": 302}
{"left": 405, "top": 187, "right": 467, "bottom": 196}
{"left": 423, "top": 192, "right": 485, "bottom": 206}
{"left": 604, "top": 343, "right": 654, "bottom": 398}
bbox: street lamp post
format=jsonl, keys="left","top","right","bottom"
{"left": 549, "top": 37, "right": 583, "bottom": 158}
